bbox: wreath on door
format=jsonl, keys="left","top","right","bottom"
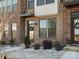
{"left": 74, "top": 22, "right": 79, "bottom": 29}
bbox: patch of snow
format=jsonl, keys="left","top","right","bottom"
{"left": 61, "top": 51, "right": 79, "bottom": 59}
{"left": 0, "top": 45, "right": 79, "bottom": 59}
{"left": 0, "top": 45, "right": 24, "bottom": 54}
{"left": 8, "top": 48, "right": 63, "bottom": 59}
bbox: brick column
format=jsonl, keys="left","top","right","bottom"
{"left": 57, "top": 13, "right": 64, "bottom": 43}
{"left": 17, "top": 18, "right": 25, "bottom": 43}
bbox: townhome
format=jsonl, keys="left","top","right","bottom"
{"left": 0, "top": 0, "right": 64, "bottom": 44}
{"left": 0, "top": 0, "right": 20, "bottom": 43}
{"left": 20, "top": 0, "right": 64, "bottom": 44}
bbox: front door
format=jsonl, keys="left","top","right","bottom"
{"left": 74, "top": 18, "right": 79, "bottom": 43}
{"left": 29, "top": 21, "right": 34, "bottom": 42}
{"left": 72, "top": 13, "right": 79, "bottom": 43}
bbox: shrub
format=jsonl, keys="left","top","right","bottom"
{"left": 0, "top": 41, "right": 6, "bottom": 45}
{"left": 34, "top": 44, "right": 40, "bottom": 50}
{"left": 24, "top": 36, "right": 31, "bottom": 48}
{"left": 10, "top": 39, "right": 15, "bottom": 47}
{"left": 54, "top": 41, "right": 64, "bottom": 51}
{"left": 43, "top": 40, "right": 53, "bottom": 49}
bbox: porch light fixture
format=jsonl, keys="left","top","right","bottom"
{"left": 34, "top": 21, "right": 38, "bottom": 25}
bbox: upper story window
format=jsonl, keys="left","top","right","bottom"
{"left": 13, "top": 0, "right": 17, "bottom": 4}
{"left": 28, "top": 0, "right": 34, "bottom": 10}
{"left": 37, "top": 0, "right": 55, "bottom": 6}
{"left": 37, "top": 0, "right": 44, "bottom": 6}
{"left": 7, "top": 0, "right": 13, "bottom": 5}
{"left": 0, "top": 0, "right": 17, "bottom": 14}
{"left": 46, "top": 0, "right": 54, "bottom": 4}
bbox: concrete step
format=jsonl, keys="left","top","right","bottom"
{"left": 64, "top": 45, "right": 79, "bottom": 52}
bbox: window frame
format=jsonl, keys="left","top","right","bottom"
{"left": 27, "top": 0, "right": 34, "bottom": 10}
{"left": 0, "top": 0, "right": 17, "bottom": 14}
{"left": 46, "top": 0, "right": 55, "bottom": 4}
{"left": 37, "top": 0, "right": 45, "bottom": 6}
{"left": 39, "top": 18, "right": 56, "bottom": 38}
{"left": 39, "top": 19, "right": 47, "bottom": 37}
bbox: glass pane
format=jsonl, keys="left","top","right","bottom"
{"left": 74, "top": 19, "right": 79, "bottom": 41}
{"left": 40, "top": 20, "right": 47, "bottom": 28}
{"left": 37, "top": 0, "right": 44, "bottom": 6}
{"left": 13, "top": 31, "right": 17, "bottom": 38}
{"left": 40, "top": 20, "right": 47, "bottom": 37}
{"left": 3, "top": 0, "right": 7, "bottom": 7}
{"left": 2, "top": 7, "right": 4, "bottom": 15}
{"left": 13, "top": 0, "right": 17, "bottom": 4}
{"left": 12, "top": 23, "right": 17, "bottom": 39}
{"left": 5, "top": 24, "right": 9, "bottom": 37}
{"left": 4, "top": 7, "right": 7, "bottom": 14}
{"left": 28, "top": 0, "right": 34, "bottom": 9}
{"left": 8, "top": 0, "right": 12, "bottom": 5}
{"left": 48, "top": 19, "right": 56, "bottom": 28}
{"left": 48, "top": 19, "right": 56, "bottom": 37}
{"left": 46, "top": 0, "right": 55, "bottom": 4}
{"left": 13, "top": 4, "right": 17, "bottom": 11}
{"left": 12, "top": 23, "right": 17, "bottom": 31}
{"left": 29, "top": 21, "right": 34, "bottom": 40}
{"left": 7, "top": 5, "right": 12, "bottom": 13}
{"left": 48, "top": 28, "right": 56, "bottom": 37}
{"left": 40, "top": 28, "right": 47, "bottom": 37}
{"left": 0, "top": 1, "right": 2, "bottom": 8}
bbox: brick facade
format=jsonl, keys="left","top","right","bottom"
{"left": 0, "top": 0, "right": 66, "bottom": 44}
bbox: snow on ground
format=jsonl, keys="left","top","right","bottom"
{"left": 0, "top": 45, "right": 64, "bottom": 59}
{"left": 8, "top": 48, "right": 63, "bottom": 59}
{"left": 61, "top": 51, "right": 79, "bottom": 59}
{"left": 0, "top": 45, "right": 24, "bottom": 54}
{"left": 0, "top": 45, "right": 79, "bottom": 59}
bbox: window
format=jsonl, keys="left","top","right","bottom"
{"left": 5, "top": 24, "right": 9, "bottom": 38}
{"left": 48, "top": 19, "right": 56, "bottom": 37}
{"left": 28, "top": 0, "right": 34, "bottom": 9}
{"left": 0, "top": 0, "right": 17, "bottom": 13}
{"left": 12, "top": 23, "right": 17, "bottom": 31}
{"left": 2, "top": 7, "right": 4, "bottom": 15}
{"left": 40, "top": 20, "right": 47, "bottom": 37}
{"left": 4, "top": 7, "right": 7, "bottom": 15}
{"left": 37, "top": 0, "right": 55, "bottom": 6}
{"left": 12, "top": 23, "right": 17, "bottom": 39}
{"left": 7, "top": 5, "right": 12, "bottom": 13}
{"left": 7, "top": 0, "right": 13, "bottom": 5}
{"left": 13, "top": 4, "right": 17, "bottom": 12}
{"left": 0, "top": 8, "right": 3, "bottom": 15}
{"left": 37, "top": 0, "right": 44, "bottom": 6}
{"left": 13, "top": 0, "right": 17, "bottom": 4}
{"left": 46, "top": 0, "right": 54, "bottom": 4}
{"left": 40, "top": 18, "right": 56, "bottom": 37}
